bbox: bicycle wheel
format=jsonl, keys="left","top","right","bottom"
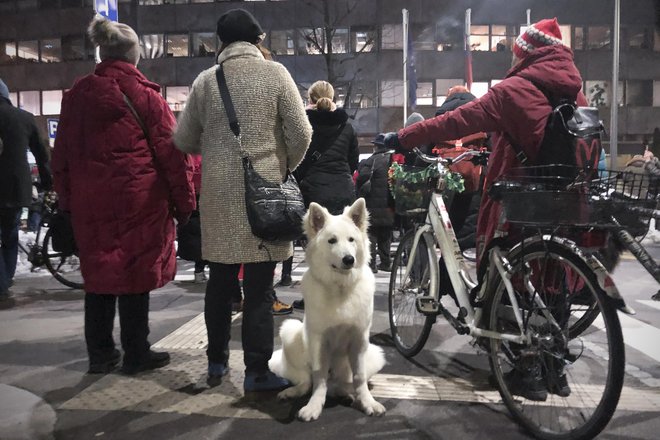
{"left": 42, "top": 228, "right": 84, "bottom": 289}
{"left": 388, "top": 229, "right": 435, "bottom": 358}
{"left": 486, "top": 240, "right": 624, "bottom": 440}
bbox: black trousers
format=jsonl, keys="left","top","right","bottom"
{"left": 205, "top": 261, "right": 276, "bottom": 373}
{"left": 369, "top": 226, "right": 392, "bottom": 267}
{"left": 84, "top": 292, "right": 150, "bottom": 365}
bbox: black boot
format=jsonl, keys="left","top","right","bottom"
{"left": 120, "top": 350, "right": 170, "bottom": 375}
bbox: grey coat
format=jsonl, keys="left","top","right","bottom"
{"left": 174, "top": 42, "right": 312, "bottom": 264}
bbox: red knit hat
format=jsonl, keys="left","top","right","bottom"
{"left": 513, "top": 18, "right": 563, "bottom": 59}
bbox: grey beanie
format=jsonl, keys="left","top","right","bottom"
{"left": 405, "top": 112, "right": 425, "bottom": 128}
{"left": 88, "top": 15, "right": 140, "bottom": 65}
{"left": 0, "top": 79, "right": 9, "bottom": 100}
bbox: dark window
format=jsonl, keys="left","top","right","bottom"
{"left": 626, "top": 80, "right": 653, "bottom": 106}
{"left": 587, "top": 26, "right": 610, "bottom": 50}
{"left": 574, "top": 26, "right": 585, "bottom": 50}
{"left": 627, "top": 27, "right": 652, "bottom": 50}
{"left": 38, "top": 0, "right": 59, "bottom": 9}
{"left": 192, "top": 33, "right": 216, "bottom": 57}
{"left": 41, "top": 38, "right": 62, "bottom": 62}
{"left": 62, "top": 35, "right": 86, "bottom": 61}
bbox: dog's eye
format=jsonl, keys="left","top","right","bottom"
{"left": 349, "top": 237, "right": 355, "bottom": 242}
{"left": 328, "top": 237, "right": 337, "bottom": 244}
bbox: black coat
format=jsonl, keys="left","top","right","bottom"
{"left": 356, "top": 147, "right": 394, "bottom": 227}
{"left": 0, "top": 97, "right": 52, "bottom": 208}
{"left": 294, "top": 108, "right": 359, "bottom": 215}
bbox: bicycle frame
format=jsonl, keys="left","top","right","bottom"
{"left": 402, "top": 191, "right": 531, "bottom": 344}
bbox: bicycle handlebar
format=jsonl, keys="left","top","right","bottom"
{"left": 411, "top": 147, "right": 490, "bottom": 166}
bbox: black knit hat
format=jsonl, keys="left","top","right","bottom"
{"left": 216, "top": 9, "right": 264, "bottom": 44}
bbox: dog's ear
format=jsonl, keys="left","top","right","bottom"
{"left": 304, "top": 202, "right": 329, "bottom": 237}
{"left": 345, "top": 198, "right": 369, "bottom": 233}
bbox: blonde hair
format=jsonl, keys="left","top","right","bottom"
{"left": 308, "top": 80, "right": 335, "bottom": 112}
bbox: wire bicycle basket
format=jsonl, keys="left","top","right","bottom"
{"left": 389, "top": 163, "right": 437, "bottom": 216}
{"left": 491, "top": 164, "right": 660, "bottom": 233}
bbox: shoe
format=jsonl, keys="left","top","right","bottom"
{"left": 0, "top": 290, "right": 10, "bottom": 301}
{"left": 207, "top": 362, "right": 229, "bottom": 386}
{"left": 279, "top": 274, "right": 292, "bottom": 287}
{"left": 194, "top": 271, "right": 207, "bottom": 283}
{"left": 88, "top": 349, "right": 121, "bottom": 374}
{"left": 546, "top": 356, "right": 571, "bottom": 397}
{"left": 498, "top": 366, "right": 548, "bottom": 402}
{"left": 378, "top": 262, "right": 391, "bottom": 272}
{"left": 120, "top": 350, "right": 170, "bottom": 375}
{"left": 243, "top": 370, "right": 290, "bottom": 392}
{"left": 370, "top": 264, "right": 378, "bottom": 274}
{"left": 292, "top": 299, "right": 305, "bottom": 310}
{"left": 272, "top": 299, "right": 293, "bottom": 315}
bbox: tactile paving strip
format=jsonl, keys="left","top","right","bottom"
{"left": 59, "top": 313, "right": 660, "bottom": 418}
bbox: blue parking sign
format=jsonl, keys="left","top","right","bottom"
{"left": 47, "top": 118, "right": 58, "bottom": 147}
{"left": 95, "top": 0, "right": 118, "bottom": 23}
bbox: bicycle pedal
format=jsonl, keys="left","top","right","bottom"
{"left": 416, "top": 297, "right": 439, "bottom": 315}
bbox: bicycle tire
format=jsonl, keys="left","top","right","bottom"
{"left": 486, "top": 239, "right": 624, "bottom": 440}
{"left": 42, "top": 228, "right": 84, "bottom": 290}
{"left": 388, "top": 229, "right": 435, "bottom": 358}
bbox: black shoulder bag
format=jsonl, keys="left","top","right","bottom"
{"left": 216, "top": 65, "right": 305, "bottom": 242}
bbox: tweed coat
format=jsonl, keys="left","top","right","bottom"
{"left": 174, "top": 42, "right": 312, "bottom": 264}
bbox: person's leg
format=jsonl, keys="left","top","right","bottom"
{"left": 368, "top": 229, "right": 378, "bottom": 273}
{"left": 118, "top": 292, "right": 169, "bottom": 374}
{"left": 242, "top": 261, "right": 289, "bottom": 391}
{"left": 0, "top": 208, "right": 22, "bottom": 287}
{"left": 280, "top": 256, "right": 293, "bottom": 285}
{"left": 205, "top": 262, "right": 240, "bottom": 372}
{"left": 376, "top": 226, "right": 392, "bottom": 270}
{"left": 84, "top": 292, "right": 120, "bottom": 373}
{"left": 194, "top": 260, "right": 207, "bottom": 282}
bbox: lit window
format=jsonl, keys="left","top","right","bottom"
{"left": 490, "top": 25, "right": 516, "bottom": 52}
{"left": 470, "top": 82, "right": 489, "bottom": 99}
{"left": 334, "top": 85, "right": 346, "bottom": 108}
{"left": 270, "top": 30, "right": 296, "bottom": 56}
{"left": 436, "top": 24, "right": 461, "bottom": 51}
{"left": 653, "top": 81, "right": 660, "bottom": 106}
{"left": 415, "top": 82, "right": 433, "bottom": 106}
{"left": 192, "top": 33, "right": 216, "bottom": 57}
{"left": 627, "top": 28, "right": 652, "bottom": 49}
{"left": 381, "top": 24, "right": 403, "bottom": 50}
{"left": 574, "top": 26, "right": 585, "bottom": 50}
{"left": 330, "top": 28, "right": 349, "bottom": 54}
{"left": 585, "top": 81, "right": 623, "bottom": 106}
{"left": 166, "top": 86, "right": 189, "bottom": 112}
{"left": 167, "top": 34, "right": 189, "bottom": 57}
{"left": 587, "top": 27, "right": 611, "bottom": 50}
{"left": 0, "top": 41, "right": 16, "bottom": 65}
{"left": 469, "top": 25, "right": 489, "bottom": 51}
{"left": 140, "top": 34, "right": 164, "bottom": 59}
{"left": 19, "top": 91, "right": 41, "bottom": 115}
{"left": 301, "top": 28, "right": 326, "bottom": 54}
{"left": 41, "top": 38, "right": 61, "bottom": 62}
{"left": 380, "top": 80, "right": 404, "bottom": 107}
{"left": 17, "top": 40, "right": 39, "bottom": 62}
{"left": 42, "top": 90, "right": 62, "bottom": 115}
{"left": 348, "top": 81, "right": 377, "bottom": 108}
{"left": 352, "top": 28, "right": 377, "bottom": 53}
{"left": 559, "top": 25, "right": 571, "bottom": 48}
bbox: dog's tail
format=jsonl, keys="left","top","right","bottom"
{"left": 365, "top": 344, "right": 386, "bottom": 379}
{"left": 279, "top": 318, "right": 303, "bottom": 345}
{"left": 269, "top": 319, "right": 305, "bottom": 382}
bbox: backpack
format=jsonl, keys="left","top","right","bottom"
{"left": 507, "top": 79, "right": 604, "bottom": 176}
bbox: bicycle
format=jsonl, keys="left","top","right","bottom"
{"left": 17, "top": 195, "right": 84, "bottom": 290}
{"left": 388, "top": 151, "right": 626, "bottom": 440}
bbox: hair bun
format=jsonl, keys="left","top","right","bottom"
{"left": 88, "top": 15, "right": 116, "bottom": 46}
{"left": 315, "top": 97, "right": 334, "bottom": 112}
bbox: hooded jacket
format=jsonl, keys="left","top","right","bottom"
{"left": 397, "top": 45, "right": 584, "bottom": 263}
{"left": 52, "top": 59, "right": 195, "bottom": 294}
{"left": 356, "top": 144, "right": 393, "bottom": 227}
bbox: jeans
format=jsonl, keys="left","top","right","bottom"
{"left": 0, "top": 208, "right": 22, "bottom": 293}
{"left": 84, "top": 292, "right": 151, "bottom": 366}
{"left": 205, "top": 261, "right": 276, "bottom": 373}
{"left": 369, "top": 225, "right": 392, "bottom": 268}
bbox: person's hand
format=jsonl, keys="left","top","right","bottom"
{"left": 383, "top": 132, "right": 402, "bottom": 150}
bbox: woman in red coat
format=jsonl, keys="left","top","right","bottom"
{"left": 52, "top": 16, "right": 195, "bottom": 375}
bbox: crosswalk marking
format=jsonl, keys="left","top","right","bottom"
{"left": 637, "top": 300, "right": 660, "bottom": 311}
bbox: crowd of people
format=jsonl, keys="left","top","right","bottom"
{"left": 2, "top": 10, "right": 656, "bottom": 395}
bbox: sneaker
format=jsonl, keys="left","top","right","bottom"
{"left": 194, "top": 271, "right": 207, "bottom": 283}
{"left": 88, "top": 349, "right": 121, "bottom": 374}
{"left": 292, "top": 299, "right": 305, "bottom": 310}
{"left": 497, "top": 366, "right": 548, "bottom": 402}
{"left": 243, "top": 370, "right": 290, "bottom": 392}
{"left": 279, "top": 274, "right": 292, "bottom": 287}
{"left": 120, "top": 350, "right": 170, "bottom": 375}
{"left": 207, "top": 362, "right": 229, "bottom": 386}
{"left": 272, "top": 299, "right": 293, "bottom": 315}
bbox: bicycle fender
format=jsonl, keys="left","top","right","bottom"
{"left": 508, "top": 235, "right": 634, "bottom": 315}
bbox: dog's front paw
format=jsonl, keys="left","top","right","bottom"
{"left": 356, "top": 397, "right": 386, "bottom": 416}
{"left": 297, "top": 402, "right": 323, "bottom": 421}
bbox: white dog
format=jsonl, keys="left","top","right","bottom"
{"left": 269, "top": 198, "right": 386, "bottom": 421}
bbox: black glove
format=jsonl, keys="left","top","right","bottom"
{"left": 383, "top": 132, "right": 401, "bottom": 150}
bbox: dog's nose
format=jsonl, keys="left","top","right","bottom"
{"left": 342, "top": 255, "right": 355, "bottom": 267}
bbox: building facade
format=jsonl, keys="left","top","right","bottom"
{"left": 1, "top": 0, "right": 659, "bottom": 154}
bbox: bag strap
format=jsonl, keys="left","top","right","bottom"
{"left": 215, "top": 65, "right": 241, "bottom": 139}
{"left": 122, "top": 92, "right": 149, "bottom": 144}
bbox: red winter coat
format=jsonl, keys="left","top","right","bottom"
{"left": 52, "top": 60, "right": 195, "bottom": 294}
{"left": 398, "top": 45, "right": 584, "bottom": 264}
